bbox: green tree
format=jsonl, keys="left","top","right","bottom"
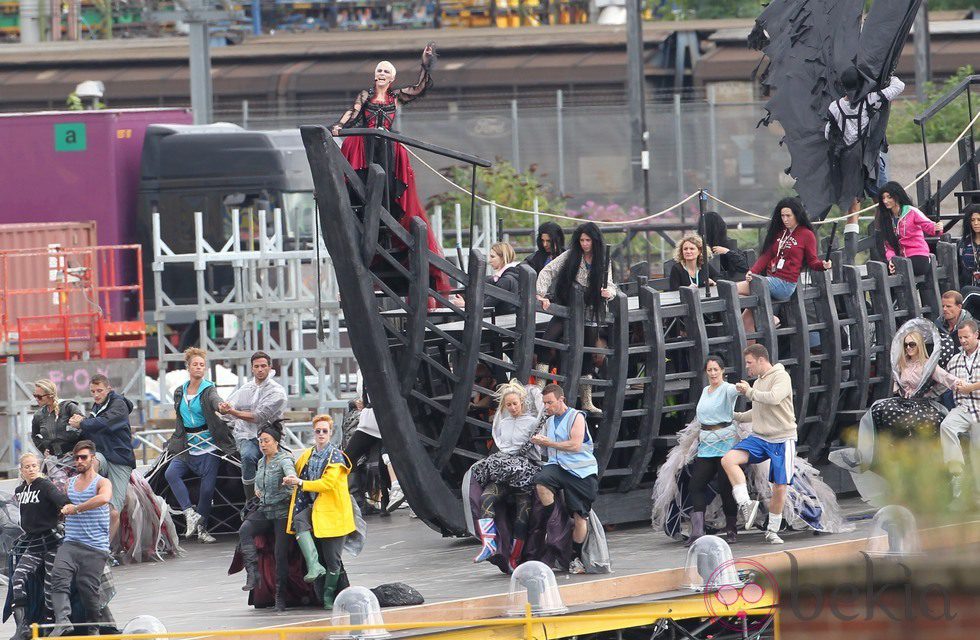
{"left": 888, "top": 66, "right": 975, "bottom": 144}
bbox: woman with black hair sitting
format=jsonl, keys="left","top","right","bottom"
{"left": 535, "top": 222, "right": 616, "bottom": 414}
{"left": 956, "top": 208, "right": 980, "bottom": 296}
{"left": 697, "top": 211, "right": 749, "bottom": 281}
{"left": 876, "top": 181, "right": 942, "bottom": 278}
{"left": 736, "top": 197, "right": 831, "bottom": 333}
{"left": 523, "top": 222, "right": 565, "bottom": 273}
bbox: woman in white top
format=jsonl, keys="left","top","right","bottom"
{"left": 534, "top": 222, "right": 617, "bottom": 413}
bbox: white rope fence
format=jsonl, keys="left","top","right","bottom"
{"left": 406, "top": 147, "right": 700, "bottom": 225}
{"left": 407, "top": 107, "right": 980, "bottom": 229}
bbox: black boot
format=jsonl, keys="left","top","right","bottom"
{"left": 685, "top": 511, "right": 705, "bottom": 547}
{"left": 273, "top": 586, "right": 286, "bottom": 613}
{"left": 11, "top": 605, "right": 30, "bottom": 640}
{"left": 725, "top": 514, "right": 738, "bottom": 544}
{"left": 240, "top": 544, "right": 260, "bottom": 592}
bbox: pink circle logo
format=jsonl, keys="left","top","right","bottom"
{"left": 702, "top": 558, "right": 779, "bottom": 632}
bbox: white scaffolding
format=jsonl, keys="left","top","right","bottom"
{"left": 151, "top": 209, "right": 357, "bottom": 413}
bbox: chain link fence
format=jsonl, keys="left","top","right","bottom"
{"left": 213, "top": 93, "right": 793, "bottom": 222}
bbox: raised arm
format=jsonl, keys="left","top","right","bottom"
{"left": 394, "top": 43, "right": 435, "bottom": 106}
{"left": 745, "top": 372, "right": 792, "bottom": 405}
{"left": 331, "top": 90, "right": 370, "bottom": 136}
{"left": 876, "top": 76, "right": 905, "bottom": 104}
{"left": 913, "top": 208, "right": 940, "bottom": 237}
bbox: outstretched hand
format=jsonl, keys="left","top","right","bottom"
{"left": 422, "top": 42, "right": 435, "bottom": 60}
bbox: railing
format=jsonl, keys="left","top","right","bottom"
{"left": 912, "top": 74, "right": 979, "bottom": 220}
{"left": 302, "top": 121, "right": 965, "bottom": 533}
{"left": 27, "top": 595, "right": 776, "bottom": 640}
{"left": 0, "top": 244, "right": 144, "bottom": 359}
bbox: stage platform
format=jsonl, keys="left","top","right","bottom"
{"left": 0, "top": 498, "right": 880, "bottom": 635}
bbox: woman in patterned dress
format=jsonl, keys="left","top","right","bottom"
{"left": 470, "top": 381, "right": 543, "bottom": 571}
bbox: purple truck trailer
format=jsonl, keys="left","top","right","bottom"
{"left": 0, "top": 108, "right": 193, "bottom": 248}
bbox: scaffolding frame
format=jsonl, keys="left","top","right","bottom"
{"left": 0, "top": 352, "right": 146, "bottom": 474}
{"left": 151, "top": 208, "right": 356, "bottom": 412}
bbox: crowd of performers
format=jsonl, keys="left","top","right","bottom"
{"left": 4, "top": 351, "right": 370, "bottom": 638}
{"left": 7, "top": 39, "right": 980, "bottom": 638}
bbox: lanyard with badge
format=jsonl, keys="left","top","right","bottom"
{"left": 964, "top": 350, "right": 979, "bottom": 383}
{"left": 770, "top": 230, "right": 793, "bottom": 273}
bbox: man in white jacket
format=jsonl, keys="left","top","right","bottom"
{"left": 722, "top": 344, "right": 797, "bottom": 544}
{"left": 217, "top": 351, "right": 287, "bottom": 495}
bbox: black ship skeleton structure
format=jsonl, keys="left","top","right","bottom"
{"left": 300, "top": 87, "right": 980, "bottom": 535}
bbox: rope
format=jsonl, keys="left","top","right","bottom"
{"left": 814, "top": 108, "right": 980, "bottom": 225}
{"left": 407, "top": 106, "right": 980, "bottom": 228}
{"left": 405, "top": 147, "right": 700, "bottom": 225}
{"left": 703, "top": 193, "right": 770, "bottom": 221}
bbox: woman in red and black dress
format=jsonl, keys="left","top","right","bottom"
{"left": 330, "top": 43, "right": 450, "bottom": 294}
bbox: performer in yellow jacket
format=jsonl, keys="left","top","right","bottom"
{"left": 283, "top": 414, "right": 355, "bottom": 608}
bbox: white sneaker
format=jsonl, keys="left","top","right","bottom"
{"left": 197, "top": 527, "right": 217, "bottom": 544}
{"left": 951, "top": 474, "right": 963, "bottom": 501}
{"left": 568, "top": 558, "right": 586, "bottom": 574}
{"left": 764, "top": 530, "right": 784, "bottom": 544}
{"left": 740, "top": 500, "right": 760, "bottom": 531}
{"left": 183, "top": 507, "right": 202, "bottom": 539}
{"left": 388, "top": 482, "right": 405, "bottom": 505}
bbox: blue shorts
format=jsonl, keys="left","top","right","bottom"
{"left": 732, "top": 435, "right": 796, "bottom": 484}
{"left": 763, "top": 276, "right": 797, "bottom": 302}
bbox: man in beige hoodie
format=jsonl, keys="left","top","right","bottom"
{"left": 721, "top": 344, "right": 797, "bottom": 544}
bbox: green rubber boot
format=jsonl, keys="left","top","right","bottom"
{"left": 322, "top": 571, "right": 342, "bottom": 610}
{"left": 296, "top": 531, "right": 327, "bottom": 583}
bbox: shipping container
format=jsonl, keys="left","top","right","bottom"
{"left": 0, "top": 221, "right": 97, "bottom": 254}
{"left": 0, "top": 108, "right": 193, "bottom": 248}
{"left": 0, "top": 223, "right": 100, "bottom": 338}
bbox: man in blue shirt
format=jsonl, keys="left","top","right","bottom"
{"left": 531, "top": 384, "right": 599, "bottom": 574}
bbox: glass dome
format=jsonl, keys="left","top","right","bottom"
{"left": 505, "top": 560, "right": 568, "bottom": 617}
{"left": 866, "top": 505, "right": 921, "bottom": 557}
{"left": 329, "top": 586, "right": 390, "bottom": 639}
{"left": 683, "top": 535, "right": 741, "bottom": 592}
{"left": 121, "top": 616, "right": 167, "bottom": 640}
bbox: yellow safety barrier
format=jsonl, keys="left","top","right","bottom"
{"left": 29, "top": 592, "right": 777, "bottom": 640}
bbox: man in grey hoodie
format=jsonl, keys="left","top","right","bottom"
{"left": 722, "top": 344, "right": 796, "bottom": 544}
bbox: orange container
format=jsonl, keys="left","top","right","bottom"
{"left": 0, "top": 221, "right": 97, "bottom": 329}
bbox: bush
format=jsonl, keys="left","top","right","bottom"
{"left": 888, "top": 66, "right": 975, "bottom": 144}
{"left": 425, "top": 160, "right": 564, "bottom": 231}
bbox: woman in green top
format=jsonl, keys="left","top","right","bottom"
{"left": 238, "top": 424, "right": 296, "bottom": 612}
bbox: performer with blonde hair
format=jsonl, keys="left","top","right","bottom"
{"left": 470, "top": 380, "right": 544, "bottom": 570}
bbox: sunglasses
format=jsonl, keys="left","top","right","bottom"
{"left": 33, "top": 394, "right": 50, "bottom": 400}
{"left": 74, "top": 454, "right": 91, "bottom": 461}
{"left": 905, "top": 343, "right": 917, "bottom": 349}
{"left": 313, "top": 428, "right": 331, "bottom": 434}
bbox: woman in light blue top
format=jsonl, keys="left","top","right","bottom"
{"left": 688, "top": 355, "right": 740, "bottom": 546}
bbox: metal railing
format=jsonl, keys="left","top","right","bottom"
{"left": 913, "top": 74, "right": 980, "bottom": 219}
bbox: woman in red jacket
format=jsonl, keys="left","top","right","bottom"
{"left": 736, "top": 198, "right": 831, "bottom": 333}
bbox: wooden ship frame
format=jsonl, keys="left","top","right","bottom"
{"left": 300, "top": 85, "right": 980, "bottom": 536}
